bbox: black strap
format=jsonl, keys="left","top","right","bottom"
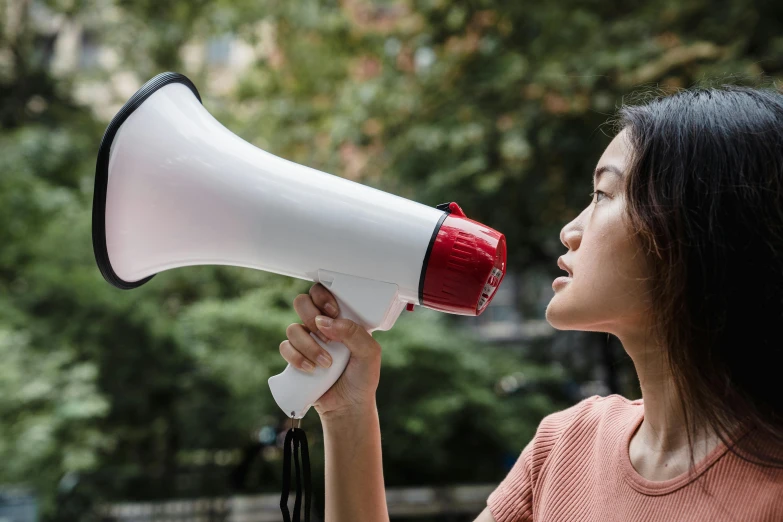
{"left": 280, "top": 427, "right": 311, "bottom": 522}
{"left": 299, "top": 429, "right": 312, "bottom": 521}
{"left": 280, "top": 429, "right": 294, "bottom": 522}
{"left": 292, "top": 432, "right": 302, "bottom": 520}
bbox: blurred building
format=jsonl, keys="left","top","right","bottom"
{"left": 21, "top": 0, "right": 271, "bottom": 120}
{"left": 0, "top": 488, "right": 38, "bottom": 522}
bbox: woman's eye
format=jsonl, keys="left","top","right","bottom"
{"left": 589, "top": 190, "right": 607, "bottom": 203}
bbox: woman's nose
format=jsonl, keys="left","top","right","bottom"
{"left": 560, "top": 222, "right": 582, "bottom": 251}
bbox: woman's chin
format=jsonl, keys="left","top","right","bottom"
{"left": 546, "top": 297, "right": 618, "bottom": 334}
{"left": 545, "top": 298, "right": 568, "bottom": 330}
{"left": 545, "top": 293, "right": 584, "bottom": 330}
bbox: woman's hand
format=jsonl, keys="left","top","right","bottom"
{"left": 279, "top": 283, "right": 382, "bottom": 418}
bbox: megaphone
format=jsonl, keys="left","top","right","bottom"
{"left": 93, "top": 72, "right": 507, "bottom": 419}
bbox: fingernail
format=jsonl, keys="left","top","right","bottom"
{"left": 315, "top": 315, "right": 333, "bottom": 328}
{"left": 317, "top": 353, "right": 332, "bottom": 368}
{"left": 301, "top": 360, "right": 315, "bottom": 373}
{"left": 316, "top": 331, "right": 330, "bottom": 344}
{"left": 325, "top": 302, "right": 338, "bottom": 318}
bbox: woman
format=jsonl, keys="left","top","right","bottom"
{"left": 278, "top": 86, "right": 783, "bottom": 521}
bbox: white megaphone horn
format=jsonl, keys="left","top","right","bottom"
{"left": 92, "top": 72, "right": 507, "bottom": 419}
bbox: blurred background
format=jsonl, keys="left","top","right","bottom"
{"left": 0, "top": 0, "right": 781, "bottom": 520}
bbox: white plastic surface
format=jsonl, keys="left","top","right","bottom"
{"left": 104, "top": 82, "right": 443, "bottom": 417}
{"left": 105, "top": 83, "right": 444, "bottom": 305}
{"left": 267, "top": 270, "right": 404, "bottom": 418}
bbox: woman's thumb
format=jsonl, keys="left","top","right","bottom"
{"left": 315, "top": 315, "right": 378, "bottom": 359}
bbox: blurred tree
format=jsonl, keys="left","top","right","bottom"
{"left": 0, "top": 327, "right": 109, "bottom": 515}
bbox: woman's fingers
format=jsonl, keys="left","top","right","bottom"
{"left": 283, "top": 322, "right": 333, "bottom": 371}
{"left": 314, "top": 316, "right": 380, "bottom": 361}
{"left": 279, "top": 340, "right": 315, "bottom": 372}
{"left": 293, "top": 283, "right": 340, "bottom": 344}
{"left": 309, "top": 283, "right": 340, "bottom": 318}
{"left": 293, "top": 293, "right": 330, "bottom": 343}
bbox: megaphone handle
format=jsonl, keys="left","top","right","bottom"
{"left": 268, "top": 305, "right": 366, "bottom": 419}
{"left": 268, "top": 272, "right": 403, "bottom": 419}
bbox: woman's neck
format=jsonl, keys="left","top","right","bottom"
{"left": 617, "top": 329, "right": 723, "bottom": 479}
{"left": 617, "top": 329, "right": 696, "bottom": 450}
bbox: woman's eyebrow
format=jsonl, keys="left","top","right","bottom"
{"left": 593, "top": 164, "right": 624, "bottom": 186}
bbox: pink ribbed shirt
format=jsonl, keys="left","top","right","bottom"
{"left": 487, "top": 394, "right": 783, "bottom": 521}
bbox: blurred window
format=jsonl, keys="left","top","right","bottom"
{"left": 79, "top": 30, "right": 100, "bottom": 69}
{"left": 206, "top": 35, "right": 233, "bottom": 66}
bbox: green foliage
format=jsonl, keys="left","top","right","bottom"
{"left": 374, "top": 311, "right": 561, "bottom": 485}
{"left": 0, "top": 328, "right": 110, "bottom": 509}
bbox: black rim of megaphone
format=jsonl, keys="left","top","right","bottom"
{"left": 92, "top": 72, "right": 202, "bottom": 290}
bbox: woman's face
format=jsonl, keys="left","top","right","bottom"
{"left": 545, "top": 128, "right": 653, "bottom": 335}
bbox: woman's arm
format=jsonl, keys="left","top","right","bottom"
{"left": 322, "top": 403, "right": 497, "bottom": 522}
{"left": 282, "top": 284, "right": 389, "bottom": 521}
{"left": 321, "top": 403, "right": 388, "bottom": 522}
{"left": 282, "top": 284, "right": 498, "bottom": 522}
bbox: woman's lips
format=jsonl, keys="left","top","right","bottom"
{"left": 557, "top": 257, "right": 573, "bottom": 277}
{"left": 552, "top": 276, "right": 572, "bottom": 290}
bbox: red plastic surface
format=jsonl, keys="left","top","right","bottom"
{"left": 422, "top": 203, "right": 507, "bottom": 316}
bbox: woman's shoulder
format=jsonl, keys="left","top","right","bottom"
{"left": 528, "top": 394, "right": 642, "bottom": 466}
{"left": 487, "top": 395, "right": 643, "bottom": 520}
{"left": 537, "top": 393, "right": 642, "bottom": 437}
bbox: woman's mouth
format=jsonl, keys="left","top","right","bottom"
{"left": 554, "top": 256, "right": 573, "bottom": 290}
{"left": 557, "top": 256, "right": 573, "bottom": 277}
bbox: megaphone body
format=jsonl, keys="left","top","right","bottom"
{"left": 93, "top": 73, "right": 507, "bottom": 419}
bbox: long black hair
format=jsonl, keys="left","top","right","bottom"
{"left": 613, "top": 83, "right": 783, "bottom": 469}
